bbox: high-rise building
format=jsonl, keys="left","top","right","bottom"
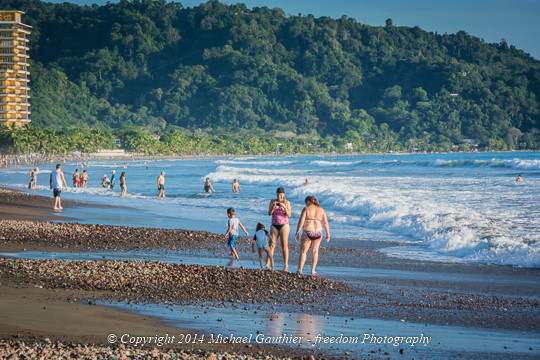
{"left": 0, "top": 10, "right": 31, "bottom": 127}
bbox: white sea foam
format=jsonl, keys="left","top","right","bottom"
{"left": 206, "top": 165, "right": 313, "bottom": 182}
{"left": 215, "top": 159, "right": 294, "bottom": 166}
{"left": 432, "top": 157, "right": 540, "bottom": 170}
{"left": 509, "top": 158, "right": 540, "bottom": 170}
{"left": 310, "top": 160, "right": 364, "bottom": 167}
{"left": 2, "top": 153, "right": 539, "bottom": 267}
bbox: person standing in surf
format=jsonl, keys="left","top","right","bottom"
{"left": 294, "top": 195, "right": 330, "bottom": 276}
{"left": 157, "top": 171, "right": 165, "bottom": 198}
{"left": 120, "top": 171, "right": 127, "bottom": 196}
{"left": 80, "top": 170, "right": 88, "bottom": 188}
{"left": 110, "top": 170, "right": 117, "bottom": 189}
{"left": 28, "top": 168, "right": 38, "bottom": 189}
{"left": 268, "top": 187, "right": 292, "bottom": 271}
{"left": 204, "top": 177, "right": 215, "bottom": 193}
{"left": 72, "top": 169, "right": 80, "bottom": 188}
{"left": 49, "top": 163, "right": 67, "bottom": 211}
{"left": 232, "top": 179, "right": 242, "bottom": 193}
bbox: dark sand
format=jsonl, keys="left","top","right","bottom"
{"left": 0, "top": 188, "right": 324, "bottom": 359}
{"left": 0, "top": 187, "right": 538, "bottom": 359}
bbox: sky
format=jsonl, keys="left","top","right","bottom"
{"left": 48, "top": 0, "right": 540, "bottom": 60}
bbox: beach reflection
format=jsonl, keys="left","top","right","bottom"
{"left": 264, "top": 312, "right": 322, "bottom": 346}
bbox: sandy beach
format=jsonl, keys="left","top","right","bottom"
{"left": 0, "top": 187, "right": 539, "bottom": 359}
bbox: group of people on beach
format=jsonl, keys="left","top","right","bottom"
{"left": 154, "top": 175, "right": 240, "bottom": 198}
{"left": 44, "top": 164, "right": 130, "bottom": 210}
{"left": 72, "top": 169, "right": 89, "bottom": 188}
{"left": 42, "top": 162, "right": 329, "bottom": 274}
{"left": 100, "top": 170, "right": 127, "bottom": 196}
{"left": 225, "top": 186, "right": 330, "bottom": 275}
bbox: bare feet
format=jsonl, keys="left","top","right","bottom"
{"left": 282, "top": 267, "right": 288, "bottom": 272}
{"left": 311, "top": 271, "right": 318, "bottom": 276}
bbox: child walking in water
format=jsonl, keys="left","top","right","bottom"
{"left": 224, "top": 208, "right": 249, "bottom": 260}
{"left": 253, "top": 223, "right": 274, "bottom": 270}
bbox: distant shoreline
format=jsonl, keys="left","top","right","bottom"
{"left": 3, "top": 149, "right": 539, "bottom": 169}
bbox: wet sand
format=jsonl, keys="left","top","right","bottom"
{"left": 0, "top": 188, "right": 321, "bottom": 359}
{"left": 0, "top": 188, "right": 538, "bottom": 359}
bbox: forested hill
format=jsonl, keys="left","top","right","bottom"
{"left": 4, "top": 0, "right": 540, "bottom": 150}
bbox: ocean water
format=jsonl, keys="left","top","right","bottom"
{"left": 1, "top": 152, "right": 539, "bottom": 267}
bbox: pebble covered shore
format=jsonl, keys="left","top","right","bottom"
{"left": 0, "top": 219, "right": 375, "bottom": 260}
{"left": 0, "top": 258, "right": 348, "bottom": 305}
{"left": 0, "top": 187, "right": 538, "bottom": 359}
{"left": 0, "top": 339, "right": 302, "bottom": 360}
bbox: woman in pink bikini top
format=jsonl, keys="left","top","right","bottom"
{"left": 268, "top": 187, "right": 292, "bottom": 271}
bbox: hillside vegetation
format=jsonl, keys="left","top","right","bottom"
{"left": 1, "top": 0, "right": 539, "bottom": 153}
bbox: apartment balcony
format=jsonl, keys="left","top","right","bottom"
{"left": 2, "top": 52, "right": 29, "bottom": 58}
{"left": 0, "top": 84, "right": 28, "bottom": 90}
{"left": 0, "top": 101, "right": 23, "bottom": 105}
{"left": 0, "top": 107, "right": 29, "bottom": 112}
{"left": 0, "top": 85, "right": 20, "bottom": 89}
{"left": 0, "top": 60, "right": 27, "bottom": 66}
{"left": 0, "top": 75, "right": 28, "bottom": 81}
{"left": 0, "top": 68, "right": 29, "bottom": 75}
{"left": 13, "top": 28, "right": 30, "bottom": 35}
{"left": 0, "top": 35, "right": 27, "bottom": 41}
{"left": 0, "top": 21, "right": 32, "bottom": 28}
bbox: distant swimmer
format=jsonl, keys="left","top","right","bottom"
{"left": 80, "top": 169, "right": 89, "bottom": 188}
{"left": 50, "top": 163, "right": 67, "bottom": 211}
{"left": 516, "top": 175, "right": 523, "bottom": 182}
{"left": 204, "top": 177, "right": 215, "bottom": 193}
{"left": 157, "top": 171, "right": 165, "bottom": 198}
{"left": 232, "top": 179, "right": 242, "bottom": 193}
{"left": 303, "top": 178, "right": 311, "bottom": 186}
{"left": 28, "top": 167, "right": 38, "bottom": 189}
